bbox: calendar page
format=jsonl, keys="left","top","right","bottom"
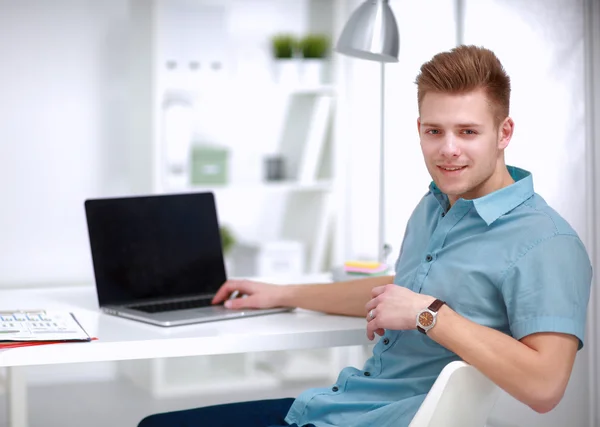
{"left": 0, "top": 311, "right": 91, "bottom": 342}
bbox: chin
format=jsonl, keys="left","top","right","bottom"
{"left": 434, "top": 181, "right": 469, "bottom": 198}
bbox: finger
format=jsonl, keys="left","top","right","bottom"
{"left": 366, "top": 308, "right": 376, "bottom": 322}
{"left": 371, "top": 285, "right": 387, "bottom": 298}
{"left": 375, "top": 328, "right": 385, "bottom": 336}
{"left": 212, "top": 282, "right": 235, "bottom": 304}
{"left": 366, "top": 318, "right": 380, "bottom": 340}
{"left": 365, "top": 298, "right": 378, "bottom": 314}
{"left": 225, "top": 294, "right": 258, "bottom": 310}
{"left": 212, "top": 280, "right": 249, "bottom": 304}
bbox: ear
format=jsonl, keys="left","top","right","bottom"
{"left": 498, "top": 117, "right": 514, "bottom": 150}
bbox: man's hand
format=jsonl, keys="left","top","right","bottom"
{"left": 365, "top": 284, "right": 435, "bottom": 340}
{"left": 211, "top": 279, "right": 287, "bottom": 310}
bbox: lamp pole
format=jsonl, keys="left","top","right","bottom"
{"left": 378, "top": 62, "right": 386, "bottom": 263}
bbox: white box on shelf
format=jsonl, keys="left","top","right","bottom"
{"left": 257, "top": 240, "right": 305, "bottom": 277}
{"left": 233, "top": 240, "right": 305, "bottom": 278}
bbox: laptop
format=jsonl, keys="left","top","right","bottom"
{"left": 84, "top": 192, "right": 292, "bottom": 327}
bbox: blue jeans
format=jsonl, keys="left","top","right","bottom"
{"left": 137, "top": 398, "right": 316, "bottom": 427}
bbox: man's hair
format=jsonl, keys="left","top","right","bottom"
{"left": 415, "top": 45, "right": 511, "bottom": 125}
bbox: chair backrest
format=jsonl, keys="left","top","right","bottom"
{"left": 409, "top": 361, "right": 500, "bottom": 427}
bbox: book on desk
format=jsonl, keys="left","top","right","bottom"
{"left": 0, "top": 310, "right": 92, "bottom": 348}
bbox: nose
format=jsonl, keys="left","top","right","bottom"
{"left": 439, "top": 135, "right": 461, "bottom": 158}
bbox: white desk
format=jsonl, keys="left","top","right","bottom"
{"left": 0, "top": 285, "right": 372, "bottom": 427}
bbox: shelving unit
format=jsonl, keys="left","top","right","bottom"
{"left": 124, "top": 0, "right": 355, "bottom": 399}
{"left": 128, "top": 0, "right": 347, "bottom": 278}
{"left": 286, "top": 84, "right": 337, "bottom": 96}
{"left": 183, "top": 179, "right": 333, "bottom": 194}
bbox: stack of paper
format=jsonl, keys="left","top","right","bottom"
{"left": 343, "top": 261, "right": 390, "bottom": 277}
{"left": 0, "top": 311, "right": 92, "bottom": 349}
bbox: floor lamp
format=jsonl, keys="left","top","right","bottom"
{"left": 335, "top": 0, "right": 400, "bottom": 264}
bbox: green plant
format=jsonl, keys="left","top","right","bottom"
{"left": 271, "top": 34, "right": 298, "bottom": 59}
{"left": 219, "top": 225, "right": 235, "bottom": 255}
{"left": 299, "top": 34, "right": 330, "bottom": 59}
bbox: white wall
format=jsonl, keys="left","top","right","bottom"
{"left": 0, "top": 0, "right": 130, "bottom": 287}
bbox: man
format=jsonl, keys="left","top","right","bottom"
{"left": 139, "top": 45, "right": 592, "bottom": 427}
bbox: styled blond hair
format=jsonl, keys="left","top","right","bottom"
{"left": 415, "top": 45, "right": 511, "bottom": 125}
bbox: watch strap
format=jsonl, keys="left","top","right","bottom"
{"left": 428, "top": 298, "right": 446, "bottom": 313}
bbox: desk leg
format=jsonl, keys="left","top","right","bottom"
{"left": 7, "top": 367, "right": 28, "bottom": 427}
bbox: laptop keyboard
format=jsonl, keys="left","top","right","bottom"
{"left": 129, "top": 297, "right": 216, "bottom": 314}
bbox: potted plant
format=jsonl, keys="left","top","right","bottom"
{"left": 271, "top": 34, "right": 298, "bottom": 59}
{"left": 299, "top": 34, "right": 330, "bottom": 85}
{"left": 270, "top": 33, "right": 300, "bottom": 85}
{"left": 220, "top": 225, "right": 236, "bottom": 274}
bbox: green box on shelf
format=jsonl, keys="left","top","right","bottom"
{"left": 191, "top": 146, "right": 229, "bottom": 185}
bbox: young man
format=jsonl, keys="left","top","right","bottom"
{"left": 139, "top": 45, "right": 592, "bottom": 427}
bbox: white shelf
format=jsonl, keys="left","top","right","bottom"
{"left": 180, "top": 180, "right": 333, "bottom": 193}
{"left": 254, "top": 349, "right": 337, "bottom": 381}
{"left": 159, "top": 81, "right": 336, "bottom": 97}
{"left": 286, "top": 84, "right": 336, "bottom": 95}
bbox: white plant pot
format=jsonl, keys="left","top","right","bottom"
{"left": 273, "top": 59, "right": 300, "bottom": 86}
{"left": 224, "top": 255, "right": 235, "bottom": 277}
{"left": 301, "top": 59, "right": 326, "bottom": 86}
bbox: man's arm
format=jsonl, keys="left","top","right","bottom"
{"left": 278, "top": 275, "right": 394, "bottom": 316}
{"left": 213, "top": 275, "right": 394, "bottom": 317}
{"left": 429, "top": 306, "right": 578, "bottom": 414}
{"left": 364, "top": 284, "right": 582, "bottom": 414}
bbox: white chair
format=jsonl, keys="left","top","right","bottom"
{"left": 409, "top": 361, "right": 501, "bottom": 427}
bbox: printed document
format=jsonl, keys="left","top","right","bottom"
{"left": 0, "top": 311, "right": 91, "bottom": 342}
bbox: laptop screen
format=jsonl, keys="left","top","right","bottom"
{"left": 85, "top": 192, "right": 227, "bottom": 307}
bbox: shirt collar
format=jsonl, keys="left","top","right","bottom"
{"left": 428, "top": 166, "right": 534, "bottom": 226}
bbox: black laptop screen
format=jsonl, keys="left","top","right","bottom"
{"left": 85, "top": 192, "right": 227, "bottom": 307}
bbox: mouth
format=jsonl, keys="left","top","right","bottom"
{"left": 437, "top": 165, "right": 467, "bottom": 178}
{"left": 437, "top": 165, "right": 467, "bottom": 171}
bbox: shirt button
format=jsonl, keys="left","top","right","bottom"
{"left": 425, "top": 254, "right": 433, "bottom": 262}
{"left": 441, "top": 212, "right": 446, "bottom": 217}
{"left": 383, "top": 338, "right": 390, "bottom": 345}
{"left": 364, "top": 371, "right": 371, "bottom": 376}
{"left": 332, "top": 386, "right": 339, "bottom": 392}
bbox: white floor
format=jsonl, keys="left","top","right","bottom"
{"left": 0, "top": 377, "right": 331, "bottom": 427}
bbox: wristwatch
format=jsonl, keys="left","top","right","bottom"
{"left": 416, "top": 299, "right": 446, "bottom": 334}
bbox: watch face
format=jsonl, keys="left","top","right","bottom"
{"left": 419, "top": 311, "right": 434, "bottom": 327}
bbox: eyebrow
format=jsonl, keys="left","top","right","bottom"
{"left": 420, "top": 122, "right": 483, "bottom": 128}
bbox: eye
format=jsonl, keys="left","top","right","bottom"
{"left": 462, "top": 129, "right": 477, "bottom": 135}
{"left": 426, "top": 129, "right": 440, "bottom": 135}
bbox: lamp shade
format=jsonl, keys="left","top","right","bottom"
{"left": 335, "top": 0, "right": 399, "bottom": 63}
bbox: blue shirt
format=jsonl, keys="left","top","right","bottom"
{"left": 285, "top": 166, "right": 592, "bottom": 427}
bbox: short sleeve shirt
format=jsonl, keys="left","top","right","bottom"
{"left": 285, "top": 166, "right": 592, "bottom": 427}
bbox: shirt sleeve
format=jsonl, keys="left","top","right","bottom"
{"left": 500, "top": 233, "right": 592, "bottom": 349}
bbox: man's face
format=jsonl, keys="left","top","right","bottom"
{"left": 418, "top": 89, "right": 512, "bottom": 203}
